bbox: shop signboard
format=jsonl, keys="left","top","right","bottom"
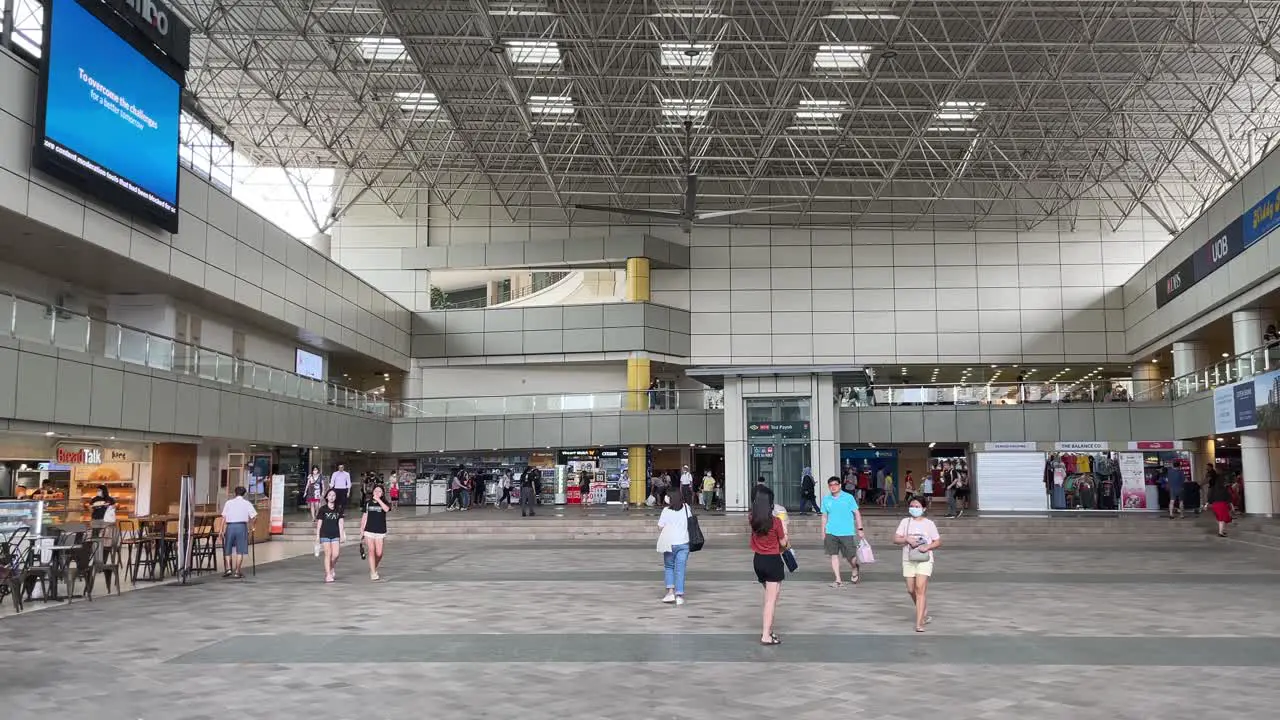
{"left": 750, "top": 444, "right": 775, "bottom": 458}
{"left": 746, "top": 421, "right": 810, "bottom": 439}
{"left": 55, "top": 443, "right": 103, "bottom": 465}
{"left": 1212, "top": 367, "right": 1280, "bottom": 433}
{"left": 1128, "top": 441, "right": 1176, "bottom": 450}
{"left": 1156, "top": 181, "right": 1280, "bottom": 309}
{"left": 983, "top": 442, "right": 1038, "bottom": 452}
{"left": 1118, "top": 453, "right": 1147, "bottom": 509}
{"left": 269, "top": 474, "right": 285, "bottom": 534}
{"left": 1054, "top": 441, "right": 1108, "bottom": 452}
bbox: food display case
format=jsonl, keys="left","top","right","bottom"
{"left": 0, "top": 499, "right": 47, "bottom": 537}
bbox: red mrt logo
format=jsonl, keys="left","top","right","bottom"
{"left": 125, "top": 0, "right": 170, "bottom": 35}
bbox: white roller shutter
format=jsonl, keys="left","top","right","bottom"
{"left": 976, "top": 452, "right": 1048, "bottom": 511}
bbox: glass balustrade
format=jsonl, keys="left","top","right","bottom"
{"left": 0, "top": 291, "right": 387, "bottom": 416}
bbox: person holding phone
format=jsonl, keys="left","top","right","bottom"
{"left": 361, "top": 484, "right": 390, "bottom": 581}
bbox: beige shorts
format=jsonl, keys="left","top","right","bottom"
{"left": 363, "top": 532, "right": 386, "bottom": 540}
{"left": 902, "top": 560, "right": 934, "bottom": 578}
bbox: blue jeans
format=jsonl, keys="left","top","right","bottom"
{"left": 461, "top": 490, "right": 471, "bottom": 508}
{"left": 663, "top": 543, "right": 690, "bottom": 595}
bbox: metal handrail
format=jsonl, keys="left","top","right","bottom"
{"left": 0, "top": 290, "right": 392, "bottom": 417}
{"left": 1163, "top": 342, "right": 1280, "bottom": 400}
{"left": 439, "top": 271, "right": 573, "bottom": 310}
{"left": 850, "top": 381, "right": 1144, "bottom": 406}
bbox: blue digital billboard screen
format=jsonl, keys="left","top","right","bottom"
{"left": 35, "top": 0, "right": 182, "bottom": 232}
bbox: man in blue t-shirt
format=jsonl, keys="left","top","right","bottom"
{"left": 821, "top": 476, "right": 865, "bottom": 587}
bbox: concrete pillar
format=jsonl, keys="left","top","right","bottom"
{"left": 723, "top": 377, "right": 747, "bottom": 511}
{"left": 1232, "top": 309, "right": 1263, "bottom": 353}
{"left": 625, "top": 257, "right": 651, "bottom": 302}
{"left": 1130, "top": 362, "right": 1162, "bottom": 401}
{"left": 625, "top": 353, "right": 651, "bottom": 412}
{"left": 810, "top": 374, "right": 841, "bottom": 497}
{"left": 1239, "top": 431, "right": 1280, "bottom": 517}
{"left": 1171, "top": 341, "right": 1208, "bottom": 378}
{"left": 628, "top": 446, "right": 647, "bottom": 506}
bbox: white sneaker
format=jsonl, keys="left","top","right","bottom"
{"left": 661, "top": 591, "right": 676, "bottom": 603}
{"left": 675, "top": 596, "right": 686, "bottom": 606}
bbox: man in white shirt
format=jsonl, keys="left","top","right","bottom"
{"left": 330, "top": 463, "right": 353, "bottom": 512}
{"left": 220, "top": 486, "right": 258, "bottom": 579}
{"left": 679, "top": 465, "right": 694, "bottom": 504}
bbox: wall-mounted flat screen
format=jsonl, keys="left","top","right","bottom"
{"left": 34, "top": 0, "right": 182, "bottom": 232}
{"left": 295, "top": 349, "right": 324, "bottom": 381}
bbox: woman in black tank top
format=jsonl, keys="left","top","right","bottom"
{"left": 316, "top": 489, "right": 346, "bottom": 583}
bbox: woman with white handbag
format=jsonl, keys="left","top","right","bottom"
{"left": 894, "top": 497, "right": 941, "bottom": 633}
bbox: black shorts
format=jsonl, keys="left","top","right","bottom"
{"left": 754, "top": 553, "right": 786, "bottom": 584}
{"left": 956, "top": 488, "right": 970, "bottom": 499}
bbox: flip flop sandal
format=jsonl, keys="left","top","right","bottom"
{"left": 829, "top": 581, "right": 844, "bottom": 589}
{"left": 850, "top": 572, "right": 861, "bottom": 585}
{"left": 915, "top": 627, "right": 926, "bottom": 633}
{"left": 760, "top": 634, "right": 783, "bottom": 646}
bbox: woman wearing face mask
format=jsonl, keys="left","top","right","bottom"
{"left": 894, "top": 497, "right": 941, "bottom": 633}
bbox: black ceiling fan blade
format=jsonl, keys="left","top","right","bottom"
{"left": 695, "top": 202, "right": 803, "bottom": 220}
{"left": 574, "top": 204, "right": 685, "bottom": 221}
{"left": 683, "top": 173, "right": 698, "bottom": 220}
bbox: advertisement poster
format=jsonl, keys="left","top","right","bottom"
{"left": 1213, "top": 368, "right": 1280, "bottom": 433}
{"left": 269, "top": 475, "right": 285, "bottom": 533}
{"left": 1119, "top": 453, "right": 1147, "bottom": 509}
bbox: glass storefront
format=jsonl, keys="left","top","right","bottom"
{"left": 746, "top": 397, "right": 811, "bottom": 510}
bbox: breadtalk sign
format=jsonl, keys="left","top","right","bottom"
{"left": 55, "top": 444, "right": 103, "bottom": 465}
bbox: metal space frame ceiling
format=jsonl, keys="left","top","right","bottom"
{"left": 174, "top": 0, "right": 1280, "bottom": 231}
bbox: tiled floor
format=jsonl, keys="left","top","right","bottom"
{"left": 1, "top": 534, "right": 1277, "bottom": 719}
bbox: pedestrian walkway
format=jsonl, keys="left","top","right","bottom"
{"left": 1, "top": 537, "right": 1277, "bottom": 719}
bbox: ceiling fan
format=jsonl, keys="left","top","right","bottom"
{"left": 574, "top": 121, "right": 798, "bottom": 232}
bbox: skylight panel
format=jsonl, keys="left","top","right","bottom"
{"left": 825, "top": 2, "right": 900, "bottom": 19}
{"left": 934, "top": 100, "right": 986, "bottom": 121}
{"left": 529, "top": 94, "right": 575, "bottom": 115}
{"left": 790, "top": 99, "right": 846, "bottom": 130}
{"left": 489, "top": 0, "right": 556, "bottom": 15}
{"left": 651, "top": 0, "right": 725, "bottom": 18}
{"left": 659, "top": 42, "right": 715, "bottom": 70}
{"left": 660, "top": 98, "right": 709, "bottom": 125}
{"left": 507, "top": 40, "right": 561, "bottom": 66}
{"left": 358, "top": 36, "right": 406, "bottom": 61}
{"left": 813, "top": 44, "right": 871, "bottom": 72}
{"left": 395, "top": 91, "right": 439, "bottom": 112}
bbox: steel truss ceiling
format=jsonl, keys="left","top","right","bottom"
{"left": 174, "top": 0, "right": 1280, "bottom": 231}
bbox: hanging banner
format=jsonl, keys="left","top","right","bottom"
{"left": 269, "top": 474, "right": 286, "bottom": 534}
{"left": 1213, "top": 367, "right": 1280, "bottom": 433}
{"left": 1119, "top": 453, "right": 1147, "bottom": 509}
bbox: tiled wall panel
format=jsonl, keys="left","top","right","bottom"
{"left": 0, "top": 336, "right": 390, "bottom": 450}
{"left": 0, "top": 51, "right": 411, "bottom": 370}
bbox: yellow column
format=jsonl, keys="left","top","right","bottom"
{"left": 626, "top": 257, "right": 651, "bottom": 302}
{"left": 625, "top": 257, "right": 652, "bottom": 507}
{"left": 629, "top": 446, "right": 648, "bottom": 506}
{"left": 626, "top": 354, "right": 651, "bottom": 412}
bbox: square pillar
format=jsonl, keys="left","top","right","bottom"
{"left": 810, "top": 374, "right": 840, "bottom": 498}
{"left": 723, "top": 377, "right": 748, "bottom": 511}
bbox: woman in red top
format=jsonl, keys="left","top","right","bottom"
{"left": 749, "top": 487, "right": 788, "bottom": 646}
